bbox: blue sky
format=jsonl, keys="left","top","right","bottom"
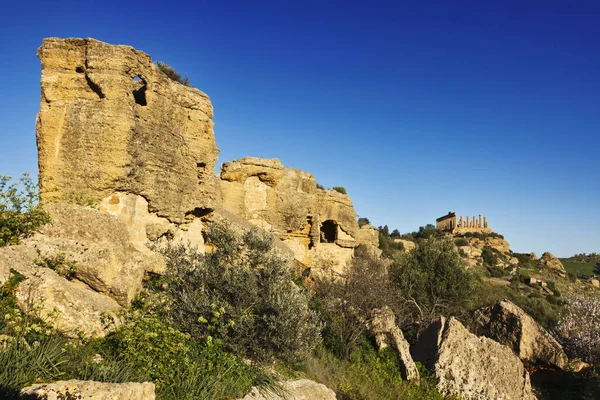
{"left": 0, "top": 0, "right": 598, "bottom": 257}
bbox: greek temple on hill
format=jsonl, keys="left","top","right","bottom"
{"left": 436, "top": 212, "right": 493, "bottom": 234}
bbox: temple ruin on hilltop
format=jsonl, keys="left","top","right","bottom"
{"left": 436, "top": 211, "right": 492, "bottom": 234}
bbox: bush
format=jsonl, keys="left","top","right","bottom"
{"left": 389, "top": 237, "right": 480, "bottom": 325}
{"left": 481, "top": 245, "right": 498, "bottom": 266}
{"left": 312, "top": 246, "right": 395, "bottom": 359}
{"left": 156, "top": 62, "right": 190, "bottom": 86}
{"left": 332, "top": 186, "right": 347, "bottom": 194}
{"left": 160, "top": 223, "right": 320, "bottom": 363}
{"left": 0, "top": 174, "right": 50, "bottom": 247}
{"left": 357, "top": 217, "right": 370, "bottom": 227}
{"left": 454, "top": 238, "right": 468, "bottom": 247}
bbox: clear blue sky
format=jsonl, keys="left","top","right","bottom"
{"left": 1, "top": 0, "right": 598, "bottom": 257}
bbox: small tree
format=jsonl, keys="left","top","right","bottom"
{"left": 555, "top": 295, "right": 600, "bottom": 364}
{"left": 390, "top": 229, "right": 401, "bottom": 238}
{"left": 389, "top": 237, "right": 479, "bottom": 325}
{"left": 357, "top": 217, "right": 370, "bottom": 227}
{"left": 0, "top": 174, "right": 49, "bottom": 247}
{"left": 312, "top": 246, "right": 395, "bottom": 359}
{"left": 332, "top": 186, "right": 347, "bottom": 195}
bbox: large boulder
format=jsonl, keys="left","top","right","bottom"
{"left": 0, "top": 245, "right": 121, "bottom": 338}
{"left": 37, "top": 37, "right": 219, "bottom": 223}
{"left": 472, "top": 300, "right": 569, "bottom": 369}
{"left": 26, "top": 203, "right": 164, "bottom": 306}
{"left": 539, "top": 252, "right": 566, "bottom": 272}
{"left": 370, "top": 307, "right": 419, "bottom": 382}
{"left": 21, "top": 380, "right": 155, "bottom": 400}
{"left": 412, "top": 317, "right": 536, "bottom": 400}
{"left": 239, "top": 379, "right": 336, "bottom": 400}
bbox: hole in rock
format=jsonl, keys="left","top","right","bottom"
{"left": 75, "top": 66, "right": 85, "bottom": 73}
{"left": 186, "top": 207, "right": 212, "bottom": 219}
{"left": 132, "top": 76, "right": 147, "bottom": 106}
{"left": 320, "top": 220, "right": 337, "bottom": 243}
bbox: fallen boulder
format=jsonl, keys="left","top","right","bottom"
{"left": 473, "top": 300, "right": 569, "bottom": 369}
{"left": 239, "top": 379, "right": 336, "bottom": 400}
{"left": 412, "top": 316, "right": 536, "bottom": 400}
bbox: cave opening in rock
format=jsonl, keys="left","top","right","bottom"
{"left": 320, "top": 220, "right": 337, "bottom": 243}
{"left": 132, "top": 76, "right": 147, "bottom": 106}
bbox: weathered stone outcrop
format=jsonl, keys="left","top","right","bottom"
{"left": 356, "top": 224, "right": 379, "bottom": 248}
{"left": 370, "top": 307, "right": 419, "bottom": 382}
{"left": 0, "top": 245, "right": 121, "bottom": 338}
{"left": 219, "top": 157, "right": 359, "bottom": 272}
{"left": 27, "top": 203, "right": 164, "bottom": 306}
{"left": 412, "top": 317, "right": 536, "bottom": 400}
{"left": 37, "top": 37, "right": 219, "bottom": 224}
{"left": 473, "top": 300, "right": 569, "bottom": 369}
{"left": 392, "top": 238, "right": 416, "bottom": 252}
{"left": 21, "top": 380, "right": 155, "bottom": 400}
{"left": 239, "top": 379, "right": 336, "bottom": 400}
{"left": 539, "top": 252, "right": 566, "bottom": 272}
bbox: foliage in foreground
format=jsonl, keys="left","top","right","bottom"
{"left": 160, "top": 223, "right": 321, "bottom": 363}
{"left": 0, "top": 174, "right": 49, "bottom": 247}
{"left": 555, "top": 294, "right": 600, "bottom": 365}
{"left": 389, "top": 237, "right": 480, "bottom": 325}
{"left": 303, "top": 339, "right": 446, "bottom": 400}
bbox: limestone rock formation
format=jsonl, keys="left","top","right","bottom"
{"left": 370, "top": 307, "right": 419, "bottom": 382}
{"left": 539, "top": 252, "right": 566, "bottom": 272}
{"left": 239, "top": 379, "right": 336, "bottom": 400}
{"left": 37, "top": 37, "right": 219, "bottom": 224}
{"left": 219, "top": 157, "right": 359, "bottom": 272}
{"left": 412, "top": 317, "right": 536, "bottom": 400}
{"left": 473, "top": 300, "right": 569, "bottom": 369}
{"left": 0, "top": 245, "right": 121, "bottom": 338}
{"left": 27, "top": 203, "right": 164, "bottom": 306}
{"left": 21, "top": 380, "right": 155, "bottom": 400}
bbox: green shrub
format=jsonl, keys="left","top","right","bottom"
{"left": 160, "top": 223, "right": 320, "bottom": 363}
{"left": 487, "top": 265, "right": 509, "bottom": 278}
{"left": 156, "top": 61, "right": 190, "bottom": 86}
{"left": 357, "top": 217, "right": 370, "bottom": 227}
{"left": 332, "top": 186, "right": 347, "bottom": 194}
{"left": 35, "top": 253, "right": 77, "bottom": 280}
{"left": 312, "top": 246, "right": 395, "bottom": 359}
{"left": 454, "top": 238, "right": 468, "bottom": 247}
{"left": 0, "top": 174, "right": 50, "bottom": 247}
{"left": 316, "top": 184, "right": 325, "bottom": 190}
{"left": 389, "top": 237, "right": 480, "bottom": 325}
{"left": 481, "top": 246, "right": 498, "bottom": 266}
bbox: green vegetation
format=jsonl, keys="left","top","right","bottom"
{"left": 156, "top": 62, "right": 190, "bottom": 86}
{"left": 0, "top": 174, "right": 50, "bottom": 247}
{"left": 560, "top": 259, "right": 598, "bottom": 278}
{"left": 332, "top": 186, "right": 347, "bottom": 194}
{"left": 390, "top": 237, "right": 480, "bottom": 326}
{"left": 357, "top": 217, "right": 370, "bottom": 227}
{"left": 35, "top": 253, "right": 77, "bottom": 280}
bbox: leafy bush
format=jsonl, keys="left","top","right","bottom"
{"left": 332, "top": 186, "right": 347, "bottom": 194}
{"left": 35, "top": 253, "right": 77, "bottom": 280}
{"left": 316, "top": 184, "right": 325, "bottom": 190}
{"left": 481, "top": 246, "right": 498, "bottom": 266}
{"left": 312, "top": 246, "right": 395, "bottom": 359}
{"left": 389, "top": 237, "right": 480, "bottom": 325}
{"left": 487, "top": 265, "right": 509, "bottom": 278}
{"left": 357, "top": 217, "right": 370, "bottom": 227}
{"left": 156, "top": 61, "right": 190, "bottom": 86}
{"left": 0, "top": 174, "right": 50, "bottom": 247}
{"left": 160, "top": 223, "right": 320, "bottom": 363}
{"left": 454, "top": 238, "right": 468, "bottom": 247}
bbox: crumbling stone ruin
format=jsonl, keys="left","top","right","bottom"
{"left": 436, "top": 211, "right": 492, "bottom": 234}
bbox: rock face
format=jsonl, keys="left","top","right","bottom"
{"left": 27, "top": 203, "right": 164, "bottom": 306}
{"left": 219, "top": 157, "right": 360, "bottom": 272}
{"left": 370, "top": 307, "right": 419, "bottom": 382}
{"left": 412, "top": 317, "right": 536, "bottom": 400}
{"left": 473, "top": 300, "right": 569, "bottom": 369}
{"left": 37, "top": 37, "right": 219, "bottom": 224}
{"left": 0, "top": 245, "right": 121, "bottom": 338}
{"left": 20, "top": 380, "right": 155, "bottom": 400}
{"left": 392, "top": 238, "right": 415, "bottom": 252}
{"left": 239, "top": 379, "right": 336, "bottom": 400}
{"left": 539, "top": 252, "right": 566, "bottom": 272}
